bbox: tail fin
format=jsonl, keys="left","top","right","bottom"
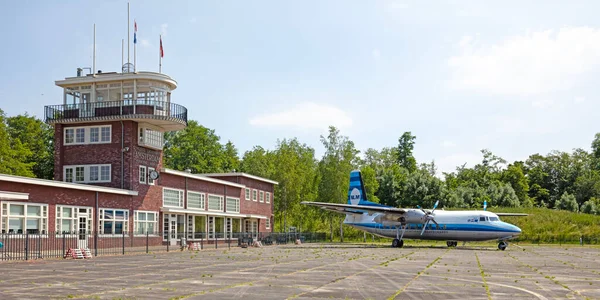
{"left": 347, "top": 170, "right": 386, "bottom": 207}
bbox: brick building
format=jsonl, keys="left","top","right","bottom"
{"left": 0, "top": 69, "right": 277, "bottom": 247}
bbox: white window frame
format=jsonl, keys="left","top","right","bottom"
{"left": 133, "top": 210, "right": 158, "bottom": 236}
{"left": 266, "top": 192, "right": 271, "bottom": 204}
{"left": 245, "top": 188, "right": 250, "bottom": 201}
{"left": 139, "top": 166, "right": 147, "bottom": 184}
{"left": 252, "top": 189, "right": 257, "bottom": 202}
{"left": 1, "top": 201, "right": 48, "bottom": 235}
{"left": 207, "top": 194, "right": 224, "bottom": 212}
{"left": 138, "top": 123, "right": 164, "bottom": 150}
{"left": 226, "top": 197, "right": 240, "bottom": 213}
{"left": 64, "top": 125, "right": 111, "bottom": 145}
{"left": 63, "top": 164, "right": 111, "bottom": 183}
{"left": 55, "top": 205, "right": 93, "bottom": 236}
{"left": 163, "top": 187, "right": 184, "bottom": 208}
{"left": 147, "top": 167, "right": 155, "bottom": 185}
{"left": 98, "top": 208, "right": 129, "bottom": 236}
{"left": 259, "top": 191, "right": 264, "bottom": 203}
{"left": 187, "top": 191, "right": 205, "bottom": 210}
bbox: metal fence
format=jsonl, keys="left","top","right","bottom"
{"left": 0, "top": 231, "right": 327, "bottom": 261}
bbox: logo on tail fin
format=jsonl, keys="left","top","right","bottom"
{"left": 350, "top": 188, "right": 361, "bottom": 205}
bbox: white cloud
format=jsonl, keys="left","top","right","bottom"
{"left": 249, "top": 102, "right": 353, "bottom": 131}
{"left": 160, "top": 23, "right": 168, "bottom": 37}
{"left": 435, "top": 153, "right": 482, "bottom": 177}
{"left": 442, "top": 140, "right": 456, "bottom": 148}
{"left": 372, "top": 49, "right": 381, "bottom": 60}
{"left": 447, "top": 27, "right": 600, "bottom": 95}
{"left": 575, "top": 96, "right": 586, "bottom": 103}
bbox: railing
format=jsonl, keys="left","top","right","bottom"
{"left": 0, "top": 231, "right": 328, "bottom": 262}
{"left": 44, "top": 99, "right": 187, "bottom": 125}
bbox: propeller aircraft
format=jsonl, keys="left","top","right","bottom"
{"left": 301, "top": 170, "right": 527, "bottom": 250}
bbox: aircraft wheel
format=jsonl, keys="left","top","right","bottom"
{"left": 446, "top": 241, "right": 454, "bottom": 247}
{"left": 398, "top": 239, "right": 404, "bottom": 248}
{"left": 454, "top": 241, "right": 458, "bottom": 247}
{"left": 498, "top": 241, "right": 507, "bottom": 251}
{"left": 392, "top": 238, "right": 400, "bottom": 248}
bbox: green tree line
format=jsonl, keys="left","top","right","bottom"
{"left": 2, "top": 110, "right": 600, "bottom": 237}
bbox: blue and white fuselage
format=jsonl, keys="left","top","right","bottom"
{"left": 345, "top": 209, "right": 522, "bottom": 242}
{"left": 302, "top": 169, "right": 525, "bottom": 250}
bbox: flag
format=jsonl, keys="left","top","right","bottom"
{"left": 133, "top": 20, "right": 137, "bottom": 44}
{"left": 160, "top": 36, "right": 164, "bottom": 58}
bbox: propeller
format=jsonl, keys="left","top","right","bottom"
{"left": 420, "top": 200, "right": 439, "bottom": 236}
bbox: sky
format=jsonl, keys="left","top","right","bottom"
{"left": 1, "top": 0, "right": 599, "bottom": 176}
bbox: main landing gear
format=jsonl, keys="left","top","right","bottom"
{"left": 498, "top": 241, "right": 508, "bottom": 251}
{"left": 392, "top": 224, "right": 407, "bottom": 248}
{"left": 446, "top": 241, "right": 458, "bottom": 247}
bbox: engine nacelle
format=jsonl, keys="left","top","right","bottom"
{"left": 373, "top": 210, "right": 426, "bottom": 224}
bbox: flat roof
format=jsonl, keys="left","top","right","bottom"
{"left": 201, "top": 172, "right": 279, "bottom": 185}
{"left": 162, "top": 169, "right": 246, "bottom": 189}
{"left": 55, "top": 71, "right": 178, "bottom": 90}
{"left": 0, "top": 173, "right": 138, "bottom": 196}
{"left": 0, "top": 191, "right": 29, "bottom": 200}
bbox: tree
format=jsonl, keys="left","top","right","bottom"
{"left": 359, "top": 165, "right": 379, "bottom": 203}
{"left": 239, "top": 146, "right": 275, "bottom": 178}
{"left": 163, "top": 120, "right": 230, "bottom": 173}
{"left": 400, "top": 167, "right": 444, "bottom": 209}
{"left": 396, "top": 132, "right": 417, "bottom": 173}
{"left": 6, "top": 113, "right": 54, "bottom": 179}
{"left": 0, "top": 109, "right": 34, "bottom": 177}
{"left": 555, "top": 191, "right": 579, "bottom": 212}
{"left": 222, "top": 141, "right": 240, "bottom": 172}
{"left": 501, "top": 163, "right": 529, "bottom": 206}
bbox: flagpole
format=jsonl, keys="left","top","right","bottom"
{"left": 93, "top": 24, "right": 96, "bottom": 76}
{"left": 134, "top": 20, "right": 136, "bottom": 73}
{"left": 121, "top": 39, "right": 124, "bottom": 70}
{"left": 127, "top": 2, "right": 130, "bottom": 66}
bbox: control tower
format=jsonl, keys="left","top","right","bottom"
{"left": 44, "top": 67, "right": 188, "bottom": 190}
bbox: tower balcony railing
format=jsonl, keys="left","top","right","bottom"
{"left": 44, "top": 99, "right": 188, "bottom": 128}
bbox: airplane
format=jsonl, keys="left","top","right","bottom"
{"left": 301, "top": 170, "right": 527, "bottom": 251}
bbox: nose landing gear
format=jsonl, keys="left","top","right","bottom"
{"left": 392, "top": 238, "right": 404, "bottom": 248}
{"left": 498, "top": 241, "right": 508, "bottom": 251}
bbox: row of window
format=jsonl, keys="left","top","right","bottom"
{"left": 64, "top": 125, "right": 111, "bottom": 145}
{"left": 1, "top": 202, "right": 157, "bottom": 236}
{"left": 64, "top": 164, "right": 111, "bottom": 183}
{"left": 139, "top": 126, "right": 164, "bottom": 150}
{"left": 244, "top": 188, "right": 271, "bottom": 204}
{"left": 163, "top": 188, "right": 240, "bottom": 213}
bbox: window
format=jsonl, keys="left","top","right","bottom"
{"left": 99, "top": 208, "right": 129, "bottom": 235}
{"left": 64, "top": 125, "right": 111, "bottom": 145}
{"left": 56, "top": 206, "right": 92, "bottom": 234}
{"left": 245, "top": 188, "right": 250, "bottom": 200}
{"left": 147, "top": 167, "right": 155, "bottom": 185}
{"left": 208, "top": 194, "right": 224, "bottom": 211}
{"left": 163, "top": 188, "right": 184, "bottom": 207}
{"left": 259, "top": 191, "right": 264, "bottom": 203}
{"left": 266, "top": 218, "right": 270, "bottom": 229}
{"left": 252, "top": 189, "right": 257, "bottom": 202}
{"left": 187, "top": 191, "right": 205, "bottom": 210}
{"left": 1, "top": 202, "right": 48, "bottom": 234}
{"left": 134, "top": 211, "right": 157, "bottom": 235}
{"left": 138, "top": 126, "right": 164, "bottom": 150}
{"left": 139, "top": 166, "right": 147, "bottom": 184}
{"left": 266, "top": 192, "right": 270, "bottom": 204}
{"left": 64, "top": 164, "right": 111, "bottom": 183}
{"left": 226, "top": 197, "right": 240, "bottom": 213}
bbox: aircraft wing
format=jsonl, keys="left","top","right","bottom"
{"left": 301, "top": 201, "right": 407, "bottom": 215}
{"left": 495, "top": 212, "right": 529, "bottom": 216}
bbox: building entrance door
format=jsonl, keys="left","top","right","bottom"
{"left": 78, "top": 215, "right": 88, "bottom": 249}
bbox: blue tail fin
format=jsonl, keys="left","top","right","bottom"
{"left": 347, "top": 170, "right": 387, "bottom": 207}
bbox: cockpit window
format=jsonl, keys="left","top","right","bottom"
{"left": 479, "top": 216, "right": 486, "bottom": 221}
{"left": 489, "top": 216, "right": 499, "bottom": 221}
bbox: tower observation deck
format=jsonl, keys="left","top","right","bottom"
{"left": 44, "top": 70, "right": 187, "bottom": 131}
